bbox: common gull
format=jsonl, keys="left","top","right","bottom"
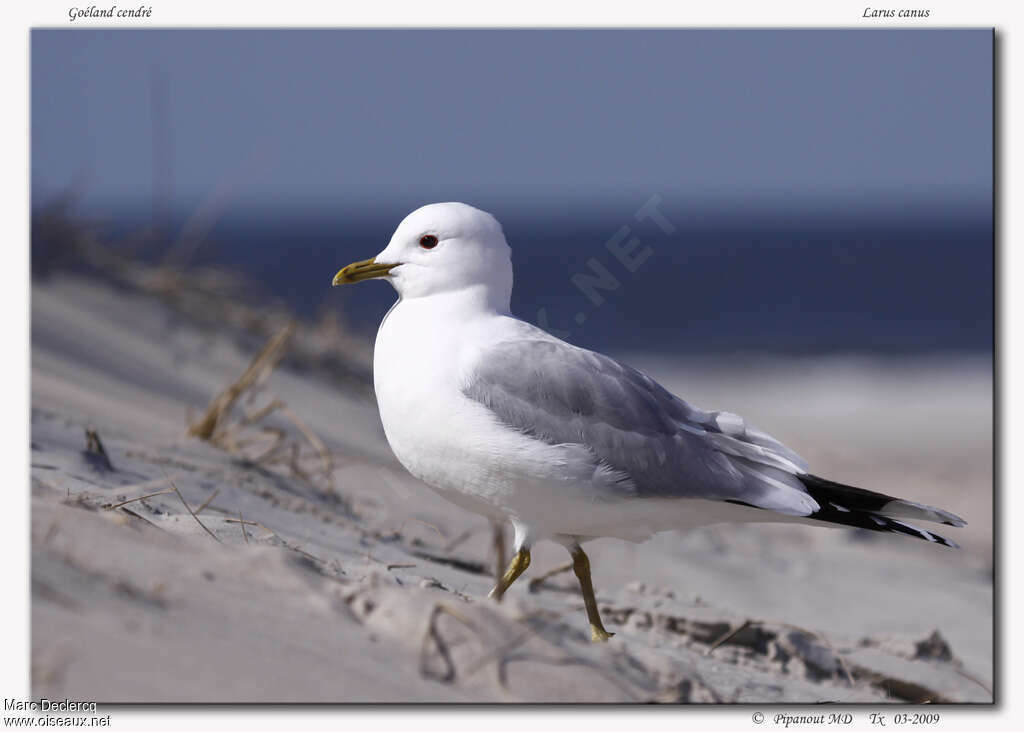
{"left": 333, "top": 202, "right": 966, "bottom": 641}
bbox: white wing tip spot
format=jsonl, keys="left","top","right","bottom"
{"left": 714, "top": 412, "right": 745, "bottom": 435}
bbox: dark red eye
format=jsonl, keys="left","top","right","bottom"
{"left": 419, "top": 234, "right": 438, "bottom": 249}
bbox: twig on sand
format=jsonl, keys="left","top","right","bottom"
{"left": 404, "top": 518, "right": 446, "bottom": 542}
{"left": 193, "top": 486, "right": 221, "bottom": 516}
{"left": 238, "top": 510, "right": 249, "bottom": 544}
{"left": 705, "top": 619, "right": 752, "bottom": 656}
{"left": 116, "top": 506, "right": 162, "bottom": 529}
{"left": 419, "top": 604, "right": 481, "bottom": 684}
{"left": 527, "top": 562, "right": 574, "bottom": 594}
{"left": 279, "top": 404, "right": 334, "bottom": 480}
{"left": 949, "top": 666, "right": 993, "bottom": 698}
{"left": 225, "top": 516, "right": 273, "bottom": 537}
{"left": 223, "top": 517, "right": 327, "bottom": 568}
{"left": 442, "top": 530, "right": 473, "bottom": 554}
{"left": 105, "top": 488, "right": 175, "bottom": 511}
{"left": 163, "top": 470, "right": 222, "bottom": 545}
{"left": 461, "top": 621, "right": 540, "bottom": 686}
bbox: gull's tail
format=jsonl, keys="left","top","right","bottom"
{"left": 797, "top": 474, "right": 966, "bottom": 548}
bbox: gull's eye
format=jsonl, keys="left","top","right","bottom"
{"left": 419, "top": 234, "right": 439, "bottom": 250}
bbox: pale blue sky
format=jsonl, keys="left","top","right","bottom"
{"left": 32, "top": 29, "right": 992, "bottom": 215}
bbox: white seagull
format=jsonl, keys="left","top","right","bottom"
{"left": 333, "top": 202, "right": 966, "bottom": 641}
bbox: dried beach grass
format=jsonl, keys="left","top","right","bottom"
{"left": 187, "top": 323, "right": 293, "bottom": 441}
{"left": 183, "top": 323, "right": 336, "bottom": 490}
{"left": 35, "top": 194, "right": 365, "bottom": 499}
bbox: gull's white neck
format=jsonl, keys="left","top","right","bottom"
{"left": 374, "top": 285, "right": 511, "bottom": 396}
{"left": 389, "top": 283, "right": 511, "bottom": 321}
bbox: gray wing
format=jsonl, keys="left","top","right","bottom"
{"left": 462, "top": 338, "right": 819, "bottom": 515}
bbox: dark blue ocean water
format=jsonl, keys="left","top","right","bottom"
{"left": 35, "top": 199, "right": 993, "bottom": 357}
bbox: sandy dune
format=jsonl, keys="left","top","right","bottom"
{"left": 30, "top": 274, "right": 993, "bottom": 703}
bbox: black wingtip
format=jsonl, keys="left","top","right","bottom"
{"left": 798, "top": 474, "right": 962, "bottom": 548}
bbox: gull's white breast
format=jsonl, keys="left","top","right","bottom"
{"left": 372, "top": 295, "right": 627, "bottom": 535}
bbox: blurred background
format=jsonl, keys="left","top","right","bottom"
{"left": 31, "top": 29, "right": 992, "bottom": 357}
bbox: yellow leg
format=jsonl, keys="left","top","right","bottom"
{"left": 570, "top": 545, "right": 614, "bottom": 642}
{"left": 488, "top": 548, "right": 531, "bottom": 602}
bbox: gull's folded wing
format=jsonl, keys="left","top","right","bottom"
{"left": 461, "top": 337, "right": 817, "bottom": 514}
{"left": 461, "top": 336, "right": 965, "bottom": 545}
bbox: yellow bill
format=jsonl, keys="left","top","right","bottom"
{"left": 332, "top": 258, "right": 398, "bottom": 286}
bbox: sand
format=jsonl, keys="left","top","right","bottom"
{"left": 30, "top": 272, "right": 993, "bottom": 703}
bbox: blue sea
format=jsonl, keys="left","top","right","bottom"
{"left": 32, "top": 196, "right": 993, "bottom": 358}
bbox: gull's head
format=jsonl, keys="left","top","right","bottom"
{"left": 333, "top": 202, "right": 512, "bottom": 305}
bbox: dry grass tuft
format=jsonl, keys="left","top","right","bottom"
{"left": 187, "top": 324, "right": 293, "bottom": 441}
{"left": 184, "top": 324, "right": 336, "bottom": 491}
{"left": 38, "top": 199, "right": 357, "bottom": 501}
